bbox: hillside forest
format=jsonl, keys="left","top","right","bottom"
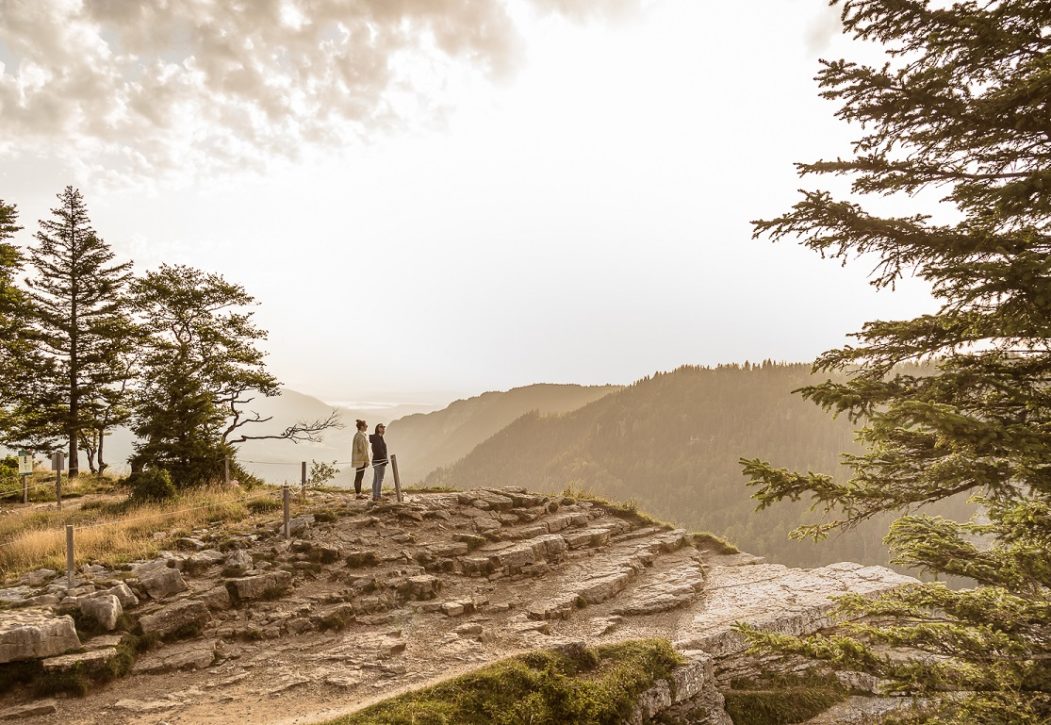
{"left": 428, "top": 362, "right": 974, "bottom": 570}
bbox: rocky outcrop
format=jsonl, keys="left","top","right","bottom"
{"left": 0, "top": 609, "right": 79, "bottom": 663}
{"left": 0, "top": 487, "right": 918, "bottom": 724}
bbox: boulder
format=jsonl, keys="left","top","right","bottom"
{"left": 79, "top": 594, "right": 123, "bottom": 631}
{"left": 138, "top": 600, "right": 210, "bottom": 640}
{"left": 288, "top": 514, "right": 315, "bottom": 536}
{"left": 18, "top": 569, "right": 58, "bottom": 588}
{"left": 0, "top": 609, "right": 80, "bottom": 663}
{"left": 221, "top": 549, "right": 254, "bottom": 577}
{"left": 139, "top": 567, "right": 187, "bottom": 600}
{"left": 225, "top": 571, "right": 292, "bottom": 603}
{"left": 186, "top": 549, "right": 225, "bottom": 570}
{"left": 196, "top": 586, "right": 232, "bottom": 611}
{"left": 102, "top": 582, "right": 139, "bottom": 608}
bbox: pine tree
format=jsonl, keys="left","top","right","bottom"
{"left": 0, "top": 199, "right": 27, "bottom": 439}
{"left": 739, "top": 1, "right": 1051, "bottom": 721}
{"left": 25, "top": 187, "right": 133, "bottom": 476}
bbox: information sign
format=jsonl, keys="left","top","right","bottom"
{"left": 17, "top": 451, "right": 32, "bottom": 475}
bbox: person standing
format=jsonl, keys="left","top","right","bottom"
{"left": 369, "top": 423, "right": 388, "bottom": 502}
{"left": 351, "top": 419, "right": 370, "bottom": 499}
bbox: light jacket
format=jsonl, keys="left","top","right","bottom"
{"left": 352, "top": 430, "right": 370, "bottom": 468}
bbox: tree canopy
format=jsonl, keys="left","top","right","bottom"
{"left": 741, "top": 1, "right": 1051, "bottom": 721}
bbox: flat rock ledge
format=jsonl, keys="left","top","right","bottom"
{"left": 0, "top": 609, "right": 80, "bottom": 664}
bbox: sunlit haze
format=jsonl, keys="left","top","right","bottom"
{"left": 0, "top": 0, "right": 937, "bottom": 407}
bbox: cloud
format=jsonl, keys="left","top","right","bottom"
{"left": 803, "top": 3, "right": 843, "bottom": 56}
{"left": 0, "top": 0, "right": 636, "bottom": 184}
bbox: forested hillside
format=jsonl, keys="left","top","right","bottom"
{"left": 429, "top": 363, "right": 972, "bottom": 569}
{"left": 386, "top": 384, "right": 620, "bottom": 482}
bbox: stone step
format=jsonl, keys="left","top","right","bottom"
{"left": 460, "top": 533, "right": 570, "bottom": 577}
{"left": 522, "top": 529, "right": 692, "bottom": 620}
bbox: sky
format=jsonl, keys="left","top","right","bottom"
{"left": 0, "top": 0, "right": 938, "bottom": 408}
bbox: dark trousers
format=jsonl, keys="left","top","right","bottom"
{"left": 354, "top": 466, "right": 367, "bottom": 494}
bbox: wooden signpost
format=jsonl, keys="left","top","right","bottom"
{"left": 17, "top": 451, "right": 32, "bottom": 504}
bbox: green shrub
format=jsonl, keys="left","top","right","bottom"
{"left": 128, "top": 468, "right": 176, "bottom": 503}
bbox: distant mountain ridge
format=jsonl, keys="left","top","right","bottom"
{"left": 428, "top": 363, "right": 972, "bottom": 569}
{"left": 385, "top": 383, "right": 622, "bottom": 482}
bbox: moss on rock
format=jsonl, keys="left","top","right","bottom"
{"left": 325, "top": 639, "right": 684, "bottom": 725}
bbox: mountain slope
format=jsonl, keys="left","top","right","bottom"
{"left": 429, "top": 363, "right": 972, "bottom": 569}
{"left": 385, "top": 383, "right": 621, "bottom": 482}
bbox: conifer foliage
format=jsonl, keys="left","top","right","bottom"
{"left": 0, "top": 199, "right": 31, "bottom": 440}
{"left": 741, "top": 1, "right": 1051, "bottom": 720}
{"left": 24, "top": 187, "right": 133, "bottom": 475}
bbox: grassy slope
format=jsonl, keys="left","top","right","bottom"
{"left": 0, "top": 482, "right": 288, "bottom": 579}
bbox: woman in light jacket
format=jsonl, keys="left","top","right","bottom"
{"left": 351, "top": 419, "right": 370, "bottom": 499}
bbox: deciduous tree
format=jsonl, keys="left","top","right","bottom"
{"left": 131, "top": 264, "right": 339, "bottom": 486}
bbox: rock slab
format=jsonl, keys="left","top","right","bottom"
{"left": 0, "top": 609, "right": 80, "bottom": 663}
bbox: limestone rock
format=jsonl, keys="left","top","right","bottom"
{"left": 0, "top": 609, "right": 80, "bottom": 663}
{"left": 18, "top": 569, "right": 58, "bottom": 588}
{"left": 133, "top": 639, "right": 216, "bottom": 674}
{"left": 79, "top": 594, "right": 123, "bottom": 631}
{"left": 614, "top": 562, "right": 705, "bottom": 615}
{"left": 222, "top": 549, "right": 254, "bottom": 577}
{"left": 138, "top": 600, "right": 210, "bottom": 640}
{"left": 139, "top": 567, "right": 187, "bottom": 600}
{"left": 102, "top": 582, "right": 139, "bottom": 608}
{"left": 197, "top": 585, "right": 232, "bottom": 611}
{"left": 225, "top": 570, "right": 292, "bottom": 603}
{"left": 0, "top": 699, "right": 58, "bottom": 720}
{"left": 0, "top": 587, "right": 33, "bottom": 606}
{"left": 41, "top": 647, "right": 119, "bottom": 674}
{"left": 288, "top": 514, "right": 315, "bottom": 536}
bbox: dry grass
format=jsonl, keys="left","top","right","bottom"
{"left": 0, "top": 486, "right": 286, "bottom": 580}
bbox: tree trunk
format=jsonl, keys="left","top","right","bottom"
{"left": 97, "top": 427, "right": 106, "bottom": 475}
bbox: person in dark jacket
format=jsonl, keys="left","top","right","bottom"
{"left": 369, "top": 423, "right": 388, "bottom": 501}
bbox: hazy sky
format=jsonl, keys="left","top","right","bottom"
{"left": 0, "top": 0, "right": 936, "bottom": 406}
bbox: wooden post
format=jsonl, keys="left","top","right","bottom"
{"left": 20, "top": 474, "right": 28, "bottom": 505}
{"left": 301, "top": 461, "right": 307, "bottom": 501}
{"left": 391, "top": 454, "right": 402, "bottom": 503}
{"left": 53, "top": 451, "right": 62, "bottom": 511}
{"left": 224, "top": 455, "right": 230, "bottom": 486}
{"left": 282, "top": 486, "right": 291, "bottom": 540}
{"left": 65, "top": 525, "right": 75, "bottom": 587}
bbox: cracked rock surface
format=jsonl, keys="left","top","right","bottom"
{"left": 0, "top": 488, "right": 916, "bottom": 724}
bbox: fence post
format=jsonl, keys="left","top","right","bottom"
{"left": 391, "top": 454, "right": 402, "bottom": 503}
{"left": 301, "top": 461, "right": 307, "bottom": 502}
{"left": 65, "top": 525, "right": 75, "bottom": 587}
{"left": 282, "top": 486, "right": 291, "bottom": 540}
{"left": 224, "top": 455, "right": 230, "bottom": 486}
